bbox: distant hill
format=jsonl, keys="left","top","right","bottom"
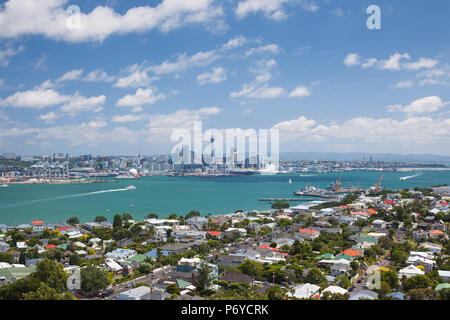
{"left": 280, "top": 152, "right": 450, "bottom": 163}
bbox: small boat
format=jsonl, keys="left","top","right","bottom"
{"left": 0, "top": 184, "right": 8, "bottom": 188}
{"left": 288, "top": 178, "right": 292, "bottom": 184}
{"left": 125, "top": 185, "right": 136, "bottom": 190}
{"left": 129, "top": 201, "right": 133, "bottom": 208}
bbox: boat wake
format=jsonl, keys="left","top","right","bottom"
{"left": 400, "top": 172, "right": 422, "bottom": 181}
{"left": 0, "top": 186, "right": 135, "bottom": 209}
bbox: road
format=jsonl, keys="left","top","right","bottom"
{"left": 351, "top": 256, "right": 390, "bottom": 294}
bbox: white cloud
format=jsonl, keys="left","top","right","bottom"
{"left": 116, "top": 87, "right": 165, "bottom": 107}
{"left": 402, "top": 96, "right": 447, "bottom": 114}
{"left": 289, "top": 85, "right": 311, "bottom": 97}
{"left": 57, "top": 69, "right": 84, "bottom": 82}
{"left": 273, "top": 115, "right": 450, "bottom": 146}
{"left": 111, "top": 114, "right": 142, "bottom": 123}
{"left": 0, "top": 45, "right": 23, "bottom": 66}
{"left": 345, "top": 52, "right": 440, "bottom": 73}
{"left": 235, "top": 0, "right": 318, "bottom": 20}
{"left": 196, "top": 67, "right": 226, "bottom": 85}
{"left": 235, "top": 0, "right": 290, "bottom": 20}
{"left": 392, "top": 80, "right": 414, "bottom": 88}
{"left": 386, "top": 96, "right": 447, "bottom": 114}
{"left": 114, "top": 69, "right": 153, "bottom": 88}
{"left": 362, "top": 58, "right": 377, "bottom": 68}
{"left": 38, "top": 111, "right": 61, "bottom": 123}
{"left": 379, "top": 52, "right": 411, "bottom": 71}
{"left": 0, "top": 0, "right": 225, "bottom": 43}
{"left": 343, "top": 53, "right": 361, "bottom": 66}
{"left": 83, "top": 69, "right": 115, "bottom": 82}
{"left": 245, "top": 44, "right": 280, "bottom": 57}
{"left": 0, "top": 88, "right": 70, "bottom": 109}
{"left": 147, "top": 106, "right": 221, "bottom": 142}
{"left": 404, "top": 57, "right": 439, "bottom": 71}
{"left": 0, "top": 87, "right": 106, "bottom": 117}
{"left": 222, "top": 35, "right": 247, "bottom": 50}
{"left": 149, "top": 50, "right": 220, "bottom": 75}
{"left": 59, "top": 93, "right": 105, "bottom": 116}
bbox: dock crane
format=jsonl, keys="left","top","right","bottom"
{"left": 374, "top": 174, "right": 384, "bottom": 192}
{"left": 335, "top": 173, "right": 342, "bottom": 193}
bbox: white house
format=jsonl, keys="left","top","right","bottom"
{"left": 287, "top": 283, "right": 320, "bottom": 299}
{"left": 399, "top": 265, "right": 425, "bottom": 278}
{"left": 320, "top": 285, "right": 348, "bottom": 297}
{"left": 117, "top": 286, "right": 151, "bottom": 300}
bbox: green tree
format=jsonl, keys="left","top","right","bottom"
{"left": 407, "top": 288, "right": 439, "bottom": 300}
{"left": 0, "top": 253, "right": 15, "bottom": 264}
{"left": 122, "top": 213, "right": 133, "bottom": 221}
{"left": 146, "top": 213, "right": 158, "bottom": 219}
{"left": 403, "top": 275, "right": 432, "bottom": 292}
{"left": 196, "top": 261, "right": 212, "bottom": 293}
{"left": 32, "top": 259, "right": 68, "bottom": 292}
{"left": 186, "top": 210, "right": 200, "bottom": 220}
{"left": 94, "top": 216, "right": 107, "bottom": 223}
{"left": 138, "top": 263, "right": 153, "bottom": 274}
{"left": 336, "top": 276, "right": 351, "bottom": 289}
{"left": 238, "top": 260, "right": 263, "bottom": 278}
{"left": 168, "top": 214, "right": 178, "bottom": 220}
{"left": 378, "top": 281, "right": 391, "bottom": 299}
{"left": 305, "top": 268, "right": 327, "bottom": 285}
{"left": 390, "top": 249, "right": 408, "bottom": 264}
{"left": 381, "top": 270, "right": 399, "bottom": 289}
{"left": 271, "top": 201, "right": 289, "bottom": 210}
{"left": 22, "top": 283, "right": 75, "bottom": 300}
{"left": 113, "top": 214, "right": 122, "bottom": 229}
{"left": 66, "top": 216, "right": 80, "bottom": 226}
{"left": 166, "top": 283, "right": 180, "bottom": 295}
{"left": 266, "top": 285, "right": 285, "bottom": 300}
{"left": 81, "top": 265, "right": 109, "bottom": 295}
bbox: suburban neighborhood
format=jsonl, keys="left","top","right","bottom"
{"left": 0, "top": 186, "right": 449, "bottom": 300}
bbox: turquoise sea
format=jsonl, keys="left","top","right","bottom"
{"left": 0, "top": 170, "right": 449, "bottom": 225}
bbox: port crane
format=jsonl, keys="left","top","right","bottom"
{"left": 335, "top": 173, "right": 342, "bottom": 193}
{"left": 374, "top": 174, "right": 384, "bottom": 192}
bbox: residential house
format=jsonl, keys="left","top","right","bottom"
{"left": 220, "top": 272, "right": 252, "bottom": 285}
{"left": 216, "top": 254, "right": 246, "bottom": 268}
{"left": 297, "top": 228, "right": 320, "bottom": 240}
{"left": 399, "top": 265, "right": 425, "bottom": 278}
{"left": 287, "top": 283, "right": 320, "bottom": 299}
{"left": 117, "top": 286, "right": 151, "bottom": 300}
{"left": 31, "top": 220, "right": 44, "bottom": 232}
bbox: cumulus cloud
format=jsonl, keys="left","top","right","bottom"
{"left": 289, "top": 85, "right": 311, "bottom": 97}
{"left": 0, "top": 0, "right": 225, "bottom": 43}
{"left": 0, "top": 44, "right": 24, "bottom": 66}
{"left": 147, "top": 106, "right": 222, "bottom": 142}
{"left": 343, "top": 53, "right": 361, "bottom": 66}
{"left": 273, "top": 115, "right": 450, "bottom": 146}
{"left": 235, "top": 0, "right": 317, "bottom": 20}
{"left": 196, "top": 67, "right": 226, "bottom": 85}
{"left": 386, "top": 96, "right": 447, "bottom": 115}
{"left": 116, "top": 87, "right": 166, "bottom": 107}
{"left": 245, "top": 44, "right": 280, "bottom": 57}
{"left": 57, "top": 69, "right": 84, "bottom": 82}
{"left": 345, "top": 52, "right": 439, "bottom": 72}
{"left": 59, "top": 93, "right": 105, "bottom": 116}
{"left": 83, "top": 69, "right": 115, "bottom": 82}
{"left": 114, "top": 69, "right": 154, "bottom": 88}
{"left": 0, "top": 86, "right": 105, "bottom": 116}
{"left": 111, "top": 114, "right": 142, "bottom": 123}
{"left": 0, "top": 88, "right": 70, "bottom": 109}
{"left": 392, "top": 80, "right": 414, "bottom": 88}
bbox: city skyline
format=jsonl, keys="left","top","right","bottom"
{"left": 0, "top": 0, "right": 450, "bottom": 156}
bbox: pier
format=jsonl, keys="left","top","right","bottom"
{"left": 259, "top": 198, "right": 325, "bottom": 202}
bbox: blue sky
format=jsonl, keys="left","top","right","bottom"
{"left": 0, "top": 0, "right": 449, "bottom": 156}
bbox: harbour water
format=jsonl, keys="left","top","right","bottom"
{"left": 0, "top": 170, "right": 449, "bottom": 225}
